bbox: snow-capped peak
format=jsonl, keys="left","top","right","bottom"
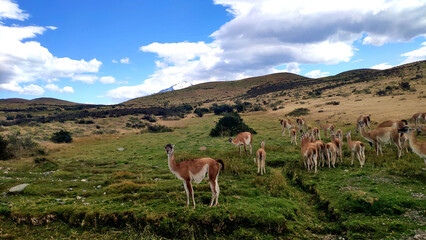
{"left": 159, "top": 81, "right": 193, "bottom": 93}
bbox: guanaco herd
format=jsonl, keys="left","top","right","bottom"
{"left": 165, "top": 112, "right": 425, "bottom": 208}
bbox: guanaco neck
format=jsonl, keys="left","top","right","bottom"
{"left": 167, "top": 151, "right": 177, "bottom": 172}
{"left": 346, "top": 135, "right": 353, "bottom": 149}
{"left": 407, "top": 131, "right": 420, "bottom": 152}
{"left": 360, "top": 126, "right": 373, "bottom": 142}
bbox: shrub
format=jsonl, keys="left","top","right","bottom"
{"left": 142, "top": 114, "right": 157, "bottom": 122}
{"left": 399, "top": 82, "right": 410, "bottom": 90}
{"left": 51, "top": 130, "right": 73, "bottom": 143}
{"left": 234, "top": 101, "right": 253, "bottom": 113}
{"left": 194, "top": 108, "right": 210, "bottom": 117}
{"left": 326, "top": 101, "right": 340, "bottom": 105}
{"left": 286, "top": 108, "right": 310, "bottom": 117}
{"left": 209, "top": 112, "right": 256, "bottom": 137}
{"left": 210, "top": 104, "right": 234, "bottom": 115}
{"left": 147, "top": 124, "right": 173, "bottom": 133}
{"left": 0, "top": 135, "right": 11, "bottom": 160}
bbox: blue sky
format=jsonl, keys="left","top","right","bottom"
{"left": 0, "top": 0, "right": 425, "bottom": 104}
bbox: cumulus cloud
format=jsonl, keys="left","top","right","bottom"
{"left": 106, "top": 0, "right": 426, "bottom": 102}
{"left": 371, "top": 62, "right": 394, "bottom": 70}
{"left": 120, "top": 57, "right": 130, "bottom": 64}
{"left": 71, "top": 75, "right": 99, "bottom": 84}
{"left": 305, "top": 70, "right": 331, "bottom": 78}
{"left": 401, "top": 42, "right": 426, "bottom": 64}
{"left": 45, "top": 83, "right": 74, "bottom": 93}
{"left": 0, "top": 0, "right": 28, "bottom": 20}
{"left": 99, "top": 76, "right": 116, "bottom": 84}
{"left": 0, "top": 0, "right": 102, "bottom": 94}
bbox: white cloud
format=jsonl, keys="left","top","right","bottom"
{"left": 0, "top": 0, "right": 29, "bottom": 20}
{"left": 45, "top": 83, "right": 74, "bottom": 93}
{"left": 107, "top": 0, "right": 426, "bottom": 102}
{"left": 112, "top": 59, "right": 118, "bottom": 63}
{"left": 0, "top": 0, "right": 102, "bottom": 94}
{"left": 120, "top": 57, "right": 130, "bottom": 64}
{"left": 71, "top": 75, "right": 98, "bottom": 84}
{"left": 401, "top": 42, "right": 426, "bottom": 64}
{"left": 305, "top": 70, "right": 331, "bottom": 78}
{"left": 99, "top": 76, "right": 115, "bottom": 84}
{"left": 371, "top": 62, "right": 394, "bottom": 70}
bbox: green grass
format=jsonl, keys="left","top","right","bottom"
{"left": 0, "top": 113, "right": 425, "bottom": 239}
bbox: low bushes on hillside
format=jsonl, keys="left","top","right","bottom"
{"left": 210, "top": 112, "right": 256, "bottom": 137}
{"left": 51, "top": 130, "right": 73, "bottom": 143}
{"left": 0, "top": 133, "right": 43, "bottom": 160}
{"left": 286, "top": 108, "right": 310, "bottom": 117}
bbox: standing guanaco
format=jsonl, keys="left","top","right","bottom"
{"left": 316, "top": 120, "right": 335, "bottom": 138}
{"left": 229, "top": 132, "right": 253, "bottom": 156}
{"left": 345, "top": 131, "right": 365, "bottom": 167}
{"left": 165, "top": 144, "right": 224, "bottom": 209}
{"left": 398, "top": 127, "right": 426, "bottom": 164}
{"left": 254, "top": 141, "right": 266, "bottom": 175}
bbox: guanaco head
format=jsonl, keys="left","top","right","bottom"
{"left": 228, "top": 138, "right": 233, "bottom": 143}
{"left": 164, "top": 144, "right": 175, "bottom": 155}
{"left": 345, "top": 131, "right": 351, "bottom": 137}
{"left": 260, "top": 141, "right": 265, "bottom": 149}
{"left": 398, "top": 126, "right": 422, "bottom": 136}
{"left": 401, "top": 119, "right": 408, "bottom": 126}
{"left": 356, "top": 121, "right": 365, "bottom": 133}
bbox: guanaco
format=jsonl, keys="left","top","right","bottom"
{"left": 165, "top": 144, "right": 224, "bottom": 209}
{"left": 301, "top": 132, "right": 318, "bottom": 173}
{"left": 254, "top": 141, "right": 266, "bottom": 175}
{"left": 345, "top": 131, "right": 365, "bottom": 167}
{"left": 280, "top": 119, "right": 294, "bottom": 136}
{"left": 229, "top": 132, "right": 253, "bottom": 156}
{"left": 398, "top": 127, "right": 426, "bottom": 164}
{"left": 356, "top": 115, "right": 371, "bottom": 133}
{"left": 358, "top": 121, "right": 402, "bottom": 158}
{"left": 290, "top": 128, "right": 298, "bottom": 145}
{"left": 316, "top": 120, "right": 335, "bottom": 138}
{"left": 410, "top": 112, "right": 425, "bottom": 127}
{"left": 296, "top": 117, "right": 307, "bottom": 131}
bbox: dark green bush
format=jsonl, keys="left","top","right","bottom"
{"left": 51, "top": 130, "right": 73, "bottom": 143}
{"left": 285, "top": 108, "right": 310, "bottom": 117}
{"left": 209, "top": 112, "right": 256, "bottom": 137}
{"left": 194, "top": 108, "right": 211, "bottom": 117}
{"left": 210, "top": 104, "right": 234, "bottom": 115}
{"left": 147, "top": 124, "right": 173, "bottom": 133}
{"left": 0, "top": 135, "right": 11, "bottom": 160}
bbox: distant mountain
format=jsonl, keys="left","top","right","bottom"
{"left": 0, "top": 97, "right": 79, "bottom": 106}
{"left": 158, "top": 81, "right": 193, "bottom": 93}
{"left": 123, "top": 60, "right": 426, "bottom": 107}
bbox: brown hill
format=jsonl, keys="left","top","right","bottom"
{"left": 123, "top": 61, "right": 426, "bottom": 107}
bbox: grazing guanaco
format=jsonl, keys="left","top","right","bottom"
{"left": 301, "top": 133, "right": 318, "bottom": 173}
{"left": 335, "top": 129, "right": 343, "bottom": 142}
{"left": 296, "top": 117, "right": 307, "bottom": 131}
{"left": 229, "top": 132, "right": 253, "bottom": 156}
{"left": 280, "top": 119, "right": 294, "bottom": 136}
{"left": 311, "top": 127, "right": 321, "bottom": 140}
{"left": 400, "top": 133, "right": 409, "bottom": 153}
{"left": 398, "top": 127, "right": 426, "bottom": 164}
{"left": 290, "top": 128, "right": 298, "bottom": 145}
{"left": 409, "top": 112, "right": 425, "bottom": 126}
{"left": 345, "top": 131, "right": 365, "bottom": 167}
{"left": 331, "top": 133, "right": 343, "bottom": 163}
{"left": 356, "top": 115, "right": 371, "bottom": 132}
{"left": 165, "top": 144, "right": 224, "bottom": 209}
{"left": 358, "top": 121, "right": 402, "bottom": 158}
{"left": 325, "top": 142, "right": 338, "bottom": 168}
{"left": 308, "top": 133, "right": 327, "bottom": 167}
{"left": 377, "top": 119, "right": 408, "bottom": 129}
{"left": 254, "top": 141, "right": 266, "bottom": 175}
{"left": 316, "top": 120, "right": 335, "bottom": 138}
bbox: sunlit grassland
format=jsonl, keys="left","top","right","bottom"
{"left": 0, "top": 112, "right": 425, "bottom": 239}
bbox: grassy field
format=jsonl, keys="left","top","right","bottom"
{"left": 0, "top": 108, "right": 425, "bottom": 239}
